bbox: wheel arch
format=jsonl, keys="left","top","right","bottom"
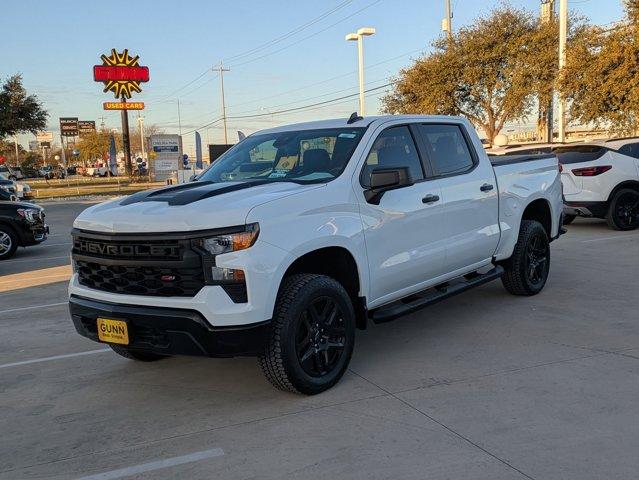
{"left": 606, "top": 180, "right": 639, "bottom": 203}
{"left": 522, "top": 198, "right": 552, "bottom": 239}
{"left": 0, "top": 220, "right": 21, "bottom": 244}
{"left": 278, "top": 246, "right": 367, "bottom": 329}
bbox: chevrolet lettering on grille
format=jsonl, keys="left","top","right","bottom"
{"left": 74, "top": 239, "right": 179, "bottom": 258}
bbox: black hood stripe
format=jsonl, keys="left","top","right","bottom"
{"left": 120, "top": 181, "right": 274, "bottom": 206}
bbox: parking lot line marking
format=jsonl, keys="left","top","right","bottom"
{"left": 0, "top": 302, "right": 67, "bottom": 314}
{"left": 74, "top": 448, "right": 225, "bottom": 480}
{"left": 582, "top": 234, "right": 639, "bottom": 243}
{"left": 2, "top": 255, "right": 69, "bottom": 264}
{"left": 0, "top": 349, "right": 110, "bottom": 370}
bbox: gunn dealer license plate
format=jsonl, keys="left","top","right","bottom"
{"left": 97, "top": 318, "right": 129, "bottom": 345}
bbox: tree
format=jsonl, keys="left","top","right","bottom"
{"left": 76, "top": 131, "right": 120, "bottom": 166}
{"left": 129, "top": 123, "right": 164, "bottom": 156}
{"left": 559, "top": 1, "right": 639, "bottom": 135}
{"left": 0, "top": 74, "right": 48, "bottom": 138}
{"left": 383, "top": 6, "right": 560, "bottom": 143}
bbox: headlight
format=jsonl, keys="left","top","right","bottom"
{"left": 0, "top": 186, "right": 9, "bottom": 192}
{"left": 17, "top": 208, "right": 40, "bottom": 223}
{"left": 197, "top": 223, "right": 259, "bottom": 256}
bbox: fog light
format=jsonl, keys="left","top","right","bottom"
{"left": 211, "top": 267, "right": 245, "bottom": 282}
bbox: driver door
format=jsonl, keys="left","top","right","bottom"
{"left": 358, "top": 125, "right": 448, "bottom": 306}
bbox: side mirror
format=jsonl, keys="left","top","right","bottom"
{"left": 189, "top": 174, "right": 198, "bottom": 182}
{"left": 364, "top": 167, "right": 413, "bottom": 204}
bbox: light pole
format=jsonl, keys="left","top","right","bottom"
{"left": 558, "top": 0, "right": 568, "bottom": 142}
{"left": 345, "top": 27, "right": 376, "bottom": 116}
{"left": 137, "top": 115, "right": 146, "bottom": 160}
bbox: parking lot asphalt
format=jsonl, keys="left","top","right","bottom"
{"left": 1, "top": 201, "right": 638, "bottom": 480}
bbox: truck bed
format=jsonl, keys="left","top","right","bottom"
{"left": 489, "top": 153, "right": 556, "bottom": 167}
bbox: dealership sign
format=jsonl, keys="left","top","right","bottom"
{"left": 78, "top": 120, "right": 96, "bottom": 135}
{"left": 60, "top": 117, "right": 79, "bottom": 137}
{"left": 103, "top": 101, "right": 145, "bottom": 110}
{"left": 93, "top": 49, "right": 149, "bottom": 100}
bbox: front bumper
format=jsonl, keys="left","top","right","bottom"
{"left": 69, "top": 295, "right": 271, "bottom": 357}
{"left": 564, "top": 201, "right": 608, "bottom": 218}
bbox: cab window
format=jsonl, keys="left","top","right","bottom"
{"left": 361, "top": 126, "right": 424, "bottom": 188}
{"left": 418, "top": 124, "right": 475, "bottom": 176}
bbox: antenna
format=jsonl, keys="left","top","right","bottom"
{"left": 347, "top": 112, "right": 363, "bottom": 124}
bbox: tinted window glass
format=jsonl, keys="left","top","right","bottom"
{"left": 554, "top": 145, "right": 608, "bottom": 164}
{"left": 618, "top": 142, "right": 639, "bottom": 159}
{"left": 361, "top": 126, "right": 423, "bottom": 187}
{"left": 418, "top": 124, "right": 474, "bottom": 175}
{"left": 198, "top": 128, "right": 364, "bottom": 184}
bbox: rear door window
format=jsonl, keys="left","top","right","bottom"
{"left": 617, "top": 142, "right": 639, "bottom": 159}
{"left": 417, "top": 124, "right": 475, "bottom": 176}
{"left": 553, "top": 145, "right": 608, "bottom": 164}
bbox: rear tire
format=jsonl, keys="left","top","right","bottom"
{"left": 259, "top": 274, "right": 355, "bottom": 395}
{"left": 0, "top": 226, "right": 18, "bottom": 261}
{"left": 501, "top": 220, "right": 550, "bottom": 296}
{"left": 109, "top": 344, "right": 168, "bottom": 362}
{"left": 562, "top": 214, "right": 576, "bottom": 225}
{"left": 606, "top": 188, "right": 639, "bottom": 231}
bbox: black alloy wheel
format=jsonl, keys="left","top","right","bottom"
{"left": 609, "top": 190, "right": 639, "bottom": 230}
{"left": 295, "top": 296, "right": 346, "bottom": 377}
{"left": 525, "top": 231, "right": 549, "bottom": 287}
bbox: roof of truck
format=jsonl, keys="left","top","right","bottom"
{"left": 255, "top": 114, "right": 468, "bottom": 135}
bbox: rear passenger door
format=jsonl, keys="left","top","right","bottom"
{"left": 415, "top": 123, "right": 500, "bottom": 273}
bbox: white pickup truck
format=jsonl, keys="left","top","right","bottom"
{"left": 69, "top": 115, "right": 564, "bottom": 394}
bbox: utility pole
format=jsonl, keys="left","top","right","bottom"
{"left": 540, "top": 0, "right": 555, "bottom": 142}
{"left": 137, "top": 115, "right": 146, "bottom": 161}
{"left": 177, "top": 99, "right": 182, "bottom": 136}
{"left": 13, "top": 136, "right": 19, "bottom": 164}
{"left": 214, "top": 62, "right": 230, "bottom": 144}
{"left": 443, "top": 0, "right": 453, "bottom": 41}
{"left": 99, "top": 116, "right": 106, "bottom": 131}
{"left": 558, "top": 0, "right": 568, "bottom": 143}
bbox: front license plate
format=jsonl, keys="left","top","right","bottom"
{"left": 97, "top": 318, "right": 129, "bottom": 345}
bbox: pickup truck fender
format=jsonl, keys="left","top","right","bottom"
{"left": 244, "top": 183, "right": 370, "bottom": 319}
{"left": 493, "top": 163, "right": 563, "bottom": 261}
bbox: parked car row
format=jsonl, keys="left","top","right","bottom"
{"left": 487, "top": 137, "right": 639, "bottom": 230}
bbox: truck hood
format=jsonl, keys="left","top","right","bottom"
{"left": 74, "top": 181, "right": 322, "bottom": 233}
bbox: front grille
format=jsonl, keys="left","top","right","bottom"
{"left": 73, "top": 237, "right": 180, "bottom": 261}
{"left": 75, "top": 260, "right": 205, "bottom": 297}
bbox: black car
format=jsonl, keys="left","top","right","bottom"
{"left": 0, "top": 178, "right": 18, "bottom": 201}
{"left": 0, "top": 201, "right": 48, "bottom": 260}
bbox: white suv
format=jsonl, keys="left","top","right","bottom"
{"left": 557, "top": 138, "right": 639, "bottom": 230}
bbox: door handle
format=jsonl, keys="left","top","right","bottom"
{"left": 480, "top": 183, "right": 494, "bottom": 192}
{"left": 422, "top": 194, "right": 440, "bottom": 204}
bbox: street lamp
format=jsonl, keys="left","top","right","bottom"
{"left": 345, "top": 27, "right": 376, "bottom": 116}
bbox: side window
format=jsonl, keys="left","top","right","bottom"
{"left": 619, "top": 142, "right": 639, "bottom": 159}
{"left": 418, "top": 124, "right": 475, "bottom": 176}
{"left": 361, "top": 126, "right": 424, "bottom": 187}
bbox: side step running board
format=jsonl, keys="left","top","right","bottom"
{"left": 370, "top": 266, "right": 504, "bottom": 324}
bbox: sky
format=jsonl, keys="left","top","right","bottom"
{"left": 2, "top": 0, "right": 627, "bottom": 156}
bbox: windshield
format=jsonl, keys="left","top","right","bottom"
{"left": 198, "top": 127, "right": 365, "bottom": 184}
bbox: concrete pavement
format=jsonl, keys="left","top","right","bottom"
{"left": 0, "top": 204, "right": 638, "bottom": 479}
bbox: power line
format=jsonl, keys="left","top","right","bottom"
{"left": 159, "top": 68, "right": 212, "bottom": 101}
{"left": 181, "top": 83, "right": 392, "bottom": 136}
{"left": 223, "top": 0, "right": 354, "bottom": 63}
{"left": 228, "top": 0, "right": 384, "bottom": 68}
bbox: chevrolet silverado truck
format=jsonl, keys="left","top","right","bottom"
{"left": 69, "top": 115, "right": 564, "bottom": 394}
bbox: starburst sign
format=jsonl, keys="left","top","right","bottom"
{"left": 93, "top": 49, "right": 149, "bottom": 99}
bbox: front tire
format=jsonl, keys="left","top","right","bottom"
{"left": 0, "top": 226, "right": 18, "bottom": 260}
{"left": 501, "top": 220, "right": 550, "bottom": 296}
{"left": 606, "top": 188, "right": 639, "bottom": 231}
{"left": 109, "top": 344, "right": 168, "bottom": 362}
{"left": 259, "top": 274, "right": 356, "bottom": 395}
